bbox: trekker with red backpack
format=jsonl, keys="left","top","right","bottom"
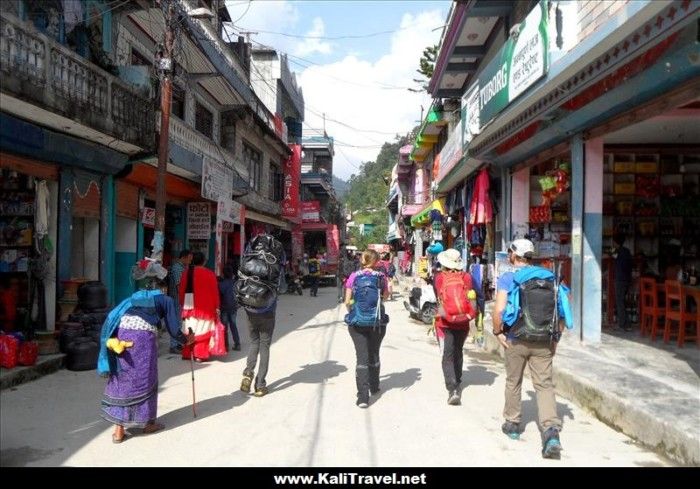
{"left": 433, "top": 249, "right": 476, "bottom": 406}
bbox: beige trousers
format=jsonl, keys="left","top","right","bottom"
{"left": 503, "top": 340, "right": 562, "bottom": 430}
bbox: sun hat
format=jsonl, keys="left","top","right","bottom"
{"left": 509, "top": 239, "right": 535, "bottom": 258}
{"left": 437, "top": 248, "right": 463, "bottom": 270}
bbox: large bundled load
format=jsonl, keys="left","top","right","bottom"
{"left": 235, "top": 234, "right": 285, "bottom": 309}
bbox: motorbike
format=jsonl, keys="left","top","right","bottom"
{"left": 286, "top": 274, "right": 303, "bottom": 295}
{"left": 404, "top": 281, "right": 437, "bottom": 324}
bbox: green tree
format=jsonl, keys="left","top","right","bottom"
{"left": 417, "top": 44, "right": 438, "bottom": 79}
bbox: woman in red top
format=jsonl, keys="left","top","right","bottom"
{"left": 433, "top": 249, "right": 475, "bottom": 406}
{"left": 179, "top": 252, "right": 220, "bottom": 362}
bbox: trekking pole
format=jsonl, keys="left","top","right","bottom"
{"left": 188, "top": 328, "right": 197, "bottom": 418}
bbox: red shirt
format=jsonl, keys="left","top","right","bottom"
{"left": 434, "top": 271, "right": 473, "bottom": 330}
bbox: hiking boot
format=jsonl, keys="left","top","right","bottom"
{"left": 240, "top": 374, "right": 253, "bottom": 393}
{"left": 502, "top": 421, "right": 521, "bottom": 440}
{"left": 357, "top": 393, "right": 369, "bottom": 408}
{"left": 541, "top": 427, "right": 562, "bottom": 459}
{"left": 447, "top": 390, "right": 461, "bottom": 406}
{"left": 253, "top": 387, "right": 269, "bottom": 397}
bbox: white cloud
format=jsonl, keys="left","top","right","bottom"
{"left": 298, "top": 10, "right": 445, "bottom": 180}
{"left": 224, "top": 0, "right": 300, "bottom": 45}
{"left": 294, "top": 17, "right": 333, "bottom": 57}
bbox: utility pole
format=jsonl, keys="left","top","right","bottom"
{"left": 153, "top": 0, "right": 176, "bottom": 262}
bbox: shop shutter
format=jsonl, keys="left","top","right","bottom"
{"left": 72, "top": 176, "right": 101, "bottom": 219}
{"left": 116, "top": 181, "right": 139, "bottom": 219}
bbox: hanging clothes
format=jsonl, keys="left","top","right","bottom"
{"left": 469, "top": 169, "right": 493, "bottom": 225}
{"left": 34, "top": 180, "right": 50, "bottom": 239}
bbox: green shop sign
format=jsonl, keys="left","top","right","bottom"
{"left": 462, "top": 0, "right": 549, "bottom": 145}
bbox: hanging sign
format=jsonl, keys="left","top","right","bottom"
{"left": 462, "top": 0, "right": 549, "bottom": 134}
{"left": 141, "top": 207, "right": 155, "bottom": 228}
{"left": 301, "top": 201, "right": 321, "bottom": 222}
{"left": 187, "top": 202, "right": 211, "bottom": 240}
{"left": 217, "top": 198, "right": 242, "bottom": 224}
{"left": 282, "top": 144, "right": 302, "bottom": 220}
{"left": 202, "top": 157, "right": 234, "bottom": 202}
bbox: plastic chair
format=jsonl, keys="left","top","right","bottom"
{"left": 641, "top": 278, "right": 664, "bottom": 338}
{"left": 678, "top": 287, "right": 700, "bottom": 347}
{"left": 663, "top": 280, "right": 687, "bottom": 344}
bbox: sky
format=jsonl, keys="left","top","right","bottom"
{"left": 225, "top": 0, "right": 451, "bottom": 180}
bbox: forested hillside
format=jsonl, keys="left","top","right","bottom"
{"left": 344, "top": 135, "right": 410, "bottom": 248}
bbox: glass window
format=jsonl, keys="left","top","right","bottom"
{"left": 172, "top": 86, "right": 185, "bottom": 120}
{"left": 243, "top": 142, "right": 262, "bottom": 192}
{"left": 195, "top": 101, "right": 213, "bottom": 139}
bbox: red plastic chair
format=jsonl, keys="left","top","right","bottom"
{"left": 663, "top": 280, "right": 687, "bottom": 344}
{"left": 641, "top": 278, "right": 664, "bottom": 338}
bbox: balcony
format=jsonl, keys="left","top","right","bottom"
{"left": 0, "top": 12, "right": 154, "bottom": 153}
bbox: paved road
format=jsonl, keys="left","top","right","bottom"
{"left": 0, "top": 286, "right": 670, "bottom": 467}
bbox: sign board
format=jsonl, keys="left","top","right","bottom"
{"left": 326, "top": 225, "right": 340, "bottom": 265}
{"left": 282, "top": 144, "right": 302, "bottom": 220}
{"left": 436, "top": 124, "right": 464, "bottom": 183}
{"left": 141, "top": 207, "right": 155, "bottom": 227}
{"left": 462, "top": 1, "right": 549, "bottom": 133}
{"left": 461, "top": 83, "right": 480, "bottom": 147}
{"left": 301, "top": 201, "right": 321, "bottom": 222}
{"left": 292, "top": 229, "right": 304, "bottom": 265}
{"left": 217, "top": 198, "right": 242, "bottom": 224}
{"left": 201, "top": 157, "right": 234, "bottom": 202}
{"left": 187, "top": 202, "right": 211, "bottom": 240}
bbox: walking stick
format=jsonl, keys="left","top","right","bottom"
{"left": 188, "top": 328, "right": 197, "bottom": 418}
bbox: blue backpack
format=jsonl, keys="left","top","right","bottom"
{"left": 345, "top": 272, "right": 388, "bottom": 327}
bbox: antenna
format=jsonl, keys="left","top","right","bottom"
{"left": 323, "top": 112, "right": 327, "bottom": 138}
{"left": 239, "top": 30, "right": 258, "bottom": 43}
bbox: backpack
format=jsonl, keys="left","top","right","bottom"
{"left": 437, "top": 273, "right": 475, "bottom": 324}
{"left": 308, "top": 260, "right": 319, "bottom": 275}
{"left": 388, "top": 263, "right": 396, "bottom": 278}
{"left": 506, "top": 267, "right": 558, "bottom": 342}
{"left": 236, "top": 234, "right": 284, "bottom": 309}
{"left": 344, "top": 272, "right": 388, "bottom": 327}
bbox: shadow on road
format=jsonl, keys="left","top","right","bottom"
{"left": 266, "top": 360, "right": 348, "bottom": 394}
{"left": 520, "top": 390, "right": 575, "bottom": 434}
{"left": 461, "top": 365, "right": 499, "bottom": 388}
{"left": 157, "top": 391, "right": 251, "bottom": 432}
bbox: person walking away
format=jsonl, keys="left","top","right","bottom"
{"left": 238, "top": 234, "right": 286, "bottom": 397}
{"left": 308, "top": 254, "right": 321, "bottom": 297}
{"left": 167, "top": 249, "right": 192, "bottom": 354}
{"left": 99, "top": 259, "right": 194, "bottom": 443}
{"left": 433, "top": 249, "right": 476, "bottom": 406}
{"left": 492, "top": 239, "right": 573, "bottom": 459}
{"left": 337, "top": 250, "right": 355, "bottom": 303}
{"left": 611, "top": 234, "right": 633, "bottom": 331}
{"left": 344, "top": 250, "right": 390, "bottom": 408}
{"left": 218, "top": 265, "right": 240, "bottom": 351}
{"left": 179, "top": 252, "right": 220, "bottom": 363}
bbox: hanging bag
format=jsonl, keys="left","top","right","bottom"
{"left": 209, "top": 320, "right": 228, "bottom": 357}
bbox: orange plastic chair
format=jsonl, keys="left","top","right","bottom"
{"left": 663, "top": 280, "right": 686, "bottom": 344}
{"left": 678, "top": 287, "right": 700, "bottom": 347}
{"left": 641, "top": 278, "right": 664, "bottom": 338}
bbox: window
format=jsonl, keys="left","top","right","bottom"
{"left": 195, "top": 101, "right": 213, "bottom": 139}
{"left": 269, "top": 165, "right": 284, "bottom": 202}
{"left": 243, "top": 142, "right": 262, "bottom": 192}
{"left": 172, "top": 86, "right": 185, "bottom": 120}
{"left": 220, "top": 111, "right": 236, "bottom": 152}
{"left": 131, "top": 48, "right": 149, "bottom": 66}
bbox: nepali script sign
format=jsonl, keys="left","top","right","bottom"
{"left": 463, "top": 0, "right": 549, "bottom": 135}
{"left": 187, "top": 202, "right": 211, "bottom": 240}
{"left": 201, "top": 157, "right": 234, "bottom": 202}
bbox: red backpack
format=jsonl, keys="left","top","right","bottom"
{"left": 438, "top": 273, "right": 475, "bottom": 324}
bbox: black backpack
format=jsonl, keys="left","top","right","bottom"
{"left": 509, "top": 278, "right": 558, "bottom": 342}
{"left": 235, "top": 234, "right": 284, "bottom": 309}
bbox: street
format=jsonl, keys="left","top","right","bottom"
{"left": 0, "top": 287, "right": 671, "bottom": 467}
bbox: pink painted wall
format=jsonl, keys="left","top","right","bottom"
{"left": 585, "top": 138, "right": 604, "bottom": 213}
{"left": 511, "top": 167, "right": 530, "bottom": 225}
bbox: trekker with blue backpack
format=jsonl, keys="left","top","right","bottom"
{"left": 492, "top": 239, "right": 573, "bottom": 460}
{"left": 344, "top": 249, "right": 390, "bottom": 408}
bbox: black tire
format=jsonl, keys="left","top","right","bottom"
{"left": 65, "top": 336, "right": 99, "bottom": 371}
{"left": 59, "top": 322, "right": 85, "bottom": 353}
{"left": 78, "top": 281, "right": 107, "bottom": 311}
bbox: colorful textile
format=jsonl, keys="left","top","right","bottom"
{"left": 469, "top": 169, "right": 493, "bottom": 225}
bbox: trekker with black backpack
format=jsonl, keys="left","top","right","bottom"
{"left": 344, "top": 249, "right": 390, "bottom": 408}
{"left": 492, "top": 239, "right": 573, "bottom": 459}
{"left": 236, "top": 234, "right": 286, "bottom": 397}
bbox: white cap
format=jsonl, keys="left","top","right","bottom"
{"left": 509, "top": 239, "right": 535, "bottom": 258}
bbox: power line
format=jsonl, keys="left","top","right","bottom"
{"left": 229, "top": 0, "right": 252, "bottom": 25}
{"left": 235, "top": 22, "right": 444, "bottom": 41}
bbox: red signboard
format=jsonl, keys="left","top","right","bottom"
{"left": 282, "top": 144, "right": 301, "bottom": 220}
{"left": 301, "top": 200, "right": 321, "bottom": 222}
{"left": 326, "top": 225, "right": 340, "bottom": 265}
{"left": 292, "top": 229, "right": 304, "bottom": 266}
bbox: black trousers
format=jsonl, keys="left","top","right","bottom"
{"left": 441, "top": 328, "right": 468, "bottom": 392}
{"left": 348, "top": 325, "right": 386, "bottom": 400}
{"left": 244, "top": 310, "right": 276, "bottom": 388}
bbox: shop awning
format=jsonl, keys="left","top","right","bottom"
{"left": 122, "top": 163, "right": 201, "bottom": 201}
{"left": 410, "top": 104, "right": 448, "bottom": 163}
{"left": 410, "top": 199, "right": 446, "bottom": 228}
{"left": 246, "top": 210, "right": 292, "bottom": 231}
{"left": 401, "top": 203, "right": 424, "bottom": 217}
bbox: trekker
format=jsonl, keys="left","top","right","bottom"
{"left": 179, "top": 252, "right": 220, "bottom": 363}
{"left": 167, "top": 249, "right": 192, "bottom": 354}
{"left": 99, "top": 259, "right": 194, "bottom": 443}
{"left": 308, "top": 254, "right": 321, "bottom": 297}
{"left": 344, "top": 250, "right": 390, "bottom": 408}
{"left": 337, "top": 250, "right": 356, "bottom": 303}
{"left": 238, "top": 234, "right": 286, "bottom": 397}
{"left": 612, "top": 234, "right": 633, "bottom": 331}
{"left": 492, "top": 239, "right": 573, "bottom": 459}
{"left": 218, "top": 264, "right": 241, "bottom": 351}
{"left": 433, "top": 249, "right": 476, "bottom": 406}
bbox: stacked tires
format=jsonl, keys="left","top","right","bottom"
{"left": 62, "top": 281, "right": 107, "bottom": 371}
